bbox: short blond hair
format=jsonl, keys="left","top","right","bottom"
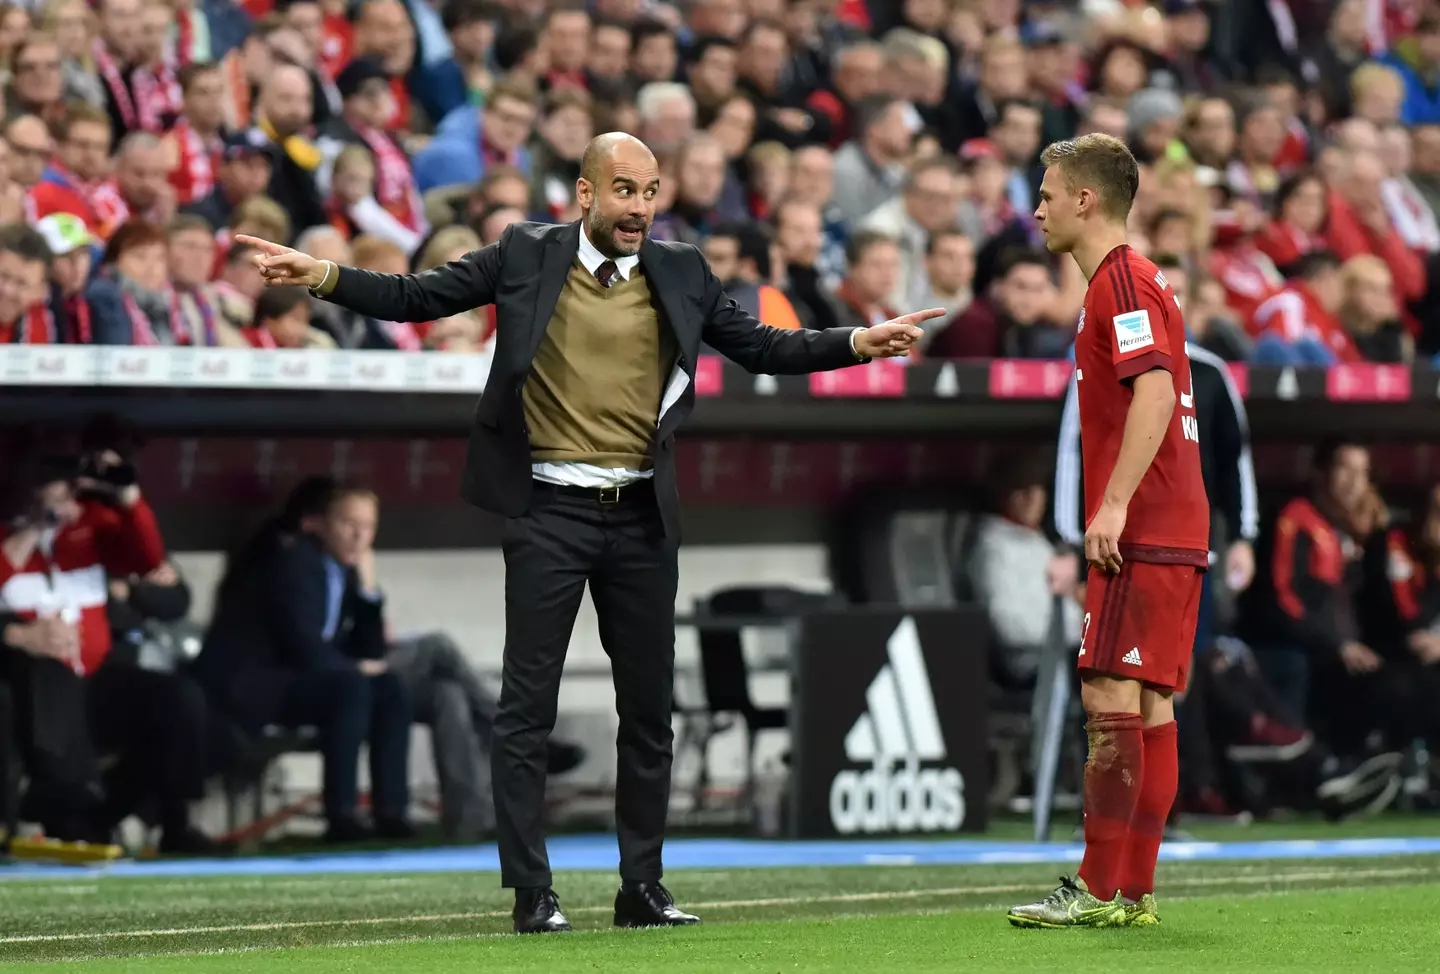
{"left": 1040, "top": 133, "right": 1140, "bottom": 222}
{"left": 1340, "top": 253, "right": 1392, "bottom": 288}
{"left": 1351, "top": 62, "right": 1404, "bottom": 101}
{"left": 230, "top": 195, "right": 290, "bottom": 242}
{"left": 416, "top": 225, "right": 481, "bottom": 272}
{"left": 351, "top": 233, "right": 406, "bottom": 271}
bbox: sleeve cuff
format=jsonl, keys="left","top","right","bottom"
{"left": 1115, "top": 350, "right": 1172, "bottom": 381}
{"left": 849, "top": 327, "right": 867, "bottom": 361}
{"left": 311, "top": 260, "right": 338, "bottom": 297}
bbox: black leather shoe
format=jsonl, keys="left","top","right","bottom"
{"left": 323, "top": 816, "right": 375, "bottom": 845}
{"left": 614, "top": 882, "right": 700, "bottom": 928}
{"left": 513, "top": 887, "right": 573, "bottom": 934}
{"left": 374, "top": 818, "right": 417, "bottom": 841}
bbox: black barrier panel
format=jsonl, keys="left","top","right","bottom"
{"left": 790, "top": 608, "right": 988, "bottom": 838}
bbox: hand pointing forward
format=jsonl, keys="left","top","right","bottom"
{"left": 853, "top": 308, "right": 947, "bottom": 359}
{"left": 235, "top": 234, "right": 328, "bottom": 289}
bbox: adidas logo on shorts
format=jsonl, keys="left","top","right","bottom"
{"left": 1122, "top": 647, "right": 1143, "bottom": 666}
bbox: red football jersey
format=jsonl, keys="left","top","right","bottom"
{"left": 1074, "top": 245, "right": 1210, "bottom": 565}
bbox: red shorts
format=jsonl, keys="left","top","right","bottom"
{"left": 1078, "top": 561, "right": 1203, "bottom": 692}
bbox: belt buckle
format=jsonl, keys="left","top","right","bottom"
{"left": 598, "top": 486, "right": 621, "bottom": 505}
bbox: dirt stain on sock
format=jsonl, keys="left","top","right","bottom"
{"left": 1086, "top": 726, "right": 1117, "bottom": 773}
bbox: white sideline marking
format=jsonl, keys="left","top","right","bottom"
{"left": 0, "top": 865, "right": 1432, "bottom": 945}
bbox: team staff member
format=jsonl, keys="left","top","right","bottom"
{"left": 236, "top": 131, "right": 941, "bottom": 935}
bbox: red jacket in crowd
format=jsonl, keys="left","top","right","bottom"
{"left": 0, "top": 498, "right": 166, "bottom": 675}
{"left": 1324, "top": 191, "right": 1427, "bottom": 327}
{"left": 1250, "top": 283, "right": 1363, "bottom": 362}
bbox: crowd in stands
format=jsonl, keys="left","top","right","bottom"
{"left": 0, "top": 0, "right": 1433, "bottom": 362}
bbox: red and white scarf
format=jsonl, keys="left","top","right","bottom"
{"left": 355, "top": 125, "right": 423, "bottom": 232}
{"left": 173, "top": 6, "right": 195, "bottom": 68}
{"left": 47, "top": 163, "right": 129, "bottom": 238}
{"left": 131, "top": 62, "right": 184, "bottom": 133}
{"left": 94, "top": 39, "right": 138, "bottom": 130}
{"left": 65, "top": 295, "right": 94, "bottom": 344}
{"left": 122, "top": 288, "right": 200, "bottom": 346}
{"left": 1, "top": 304, "right": 56, "bottom": 344}
{"left": 96, "top": 38, "right": 183, "bottom": 134}
{"left": 170, "top": 119, "right": 221, "bottom": 204}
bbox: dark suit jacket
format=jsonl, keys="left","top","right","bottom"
{"left": 194, "top": 531, "right": 385, "bottom": 728}
{"left": 325, "top": 220, "right": 865, "bottom": 538}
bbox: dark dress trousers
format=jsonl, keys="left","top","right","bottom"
{"left": 322, "top": 220, "right": 866, "bottom": 887}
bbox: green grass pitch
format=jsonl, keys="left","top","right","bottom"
{"left": 1, "top": 853, "right": 1438, "bottom": 972}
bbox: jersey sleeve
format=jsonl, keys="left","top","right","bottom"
{"left": 1094, "top": 259, "right": 1174, "bottom": 381}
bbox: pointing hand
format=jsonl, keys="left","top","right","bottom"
{"left": 236, "top": 234, "right": 327, "bottom": 289}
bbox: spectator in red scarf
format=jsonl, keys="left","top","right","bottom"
{"left": 161, "top": 61, "right": 226, "bottom": 208}
{"left": 94, "top": 0, "right": 144, "bottom": 146}
{"left": 0, "top": 224, "right": 57, "bottom": 344}
{"left": 319, "top": 57, "right": 426, "bottom": 237}
{"left": 35, "top": 213, "right": 123, "bottom": 344}
{"left": 1257, "top": 169, "right": 1330, "bottom": 275}
{"left": 124, "top": 2, "right": 184, "bottom": 134}
{"left": 31, "top": 105, "right": 127, "bottom": 239}
{"left": 167, "top": 214, "right": 246, "bottom": 347}
{"left": 346, "top": 0, "right": 415, "bottom": 129}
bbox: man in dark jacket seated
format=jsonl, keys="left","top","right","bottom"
{"left": 194, "top": 483, "right": 413, "bottom": 843}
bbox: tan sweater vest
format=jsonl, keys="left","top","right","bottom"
{"left": 523, "top": 261, "right": 677, "bottom": 470}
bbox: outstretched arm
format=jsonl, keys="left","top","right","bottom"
{"left": 695, "top": 251, "right": 940, "bottom": 372}
{"left": 238, "top": 227, "right": 509, "bottom": 324}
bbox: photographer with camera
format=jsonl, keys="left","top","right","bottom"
{"left": 0, "top": 439, "right": 215, "bottom": 853}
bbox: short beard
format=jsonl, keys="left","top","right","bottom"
{"left": 586, "top": 210, "right": 647, "bottom": 258}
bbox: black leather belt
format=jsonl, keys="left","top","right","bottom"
{"left": 534, "top": 479, "right": 654, "bottom": 505}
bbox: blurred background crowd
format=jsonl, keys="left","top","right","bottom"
{"left": 0, "top": 0, "right": 1437, "bottom": 362}
{"left": 2, "top": 0, "right": 1440, "bottom": 855}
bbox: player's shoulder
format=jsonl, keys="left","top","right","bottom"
{"left": 1120, "top": 248, "right": 1174, "bottom": 297}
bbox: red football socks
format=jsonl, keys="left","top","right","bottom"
{"left": 1077, "top": 712, "right": 1145, "bottom": 901}
{"left": 1122, "top": 720, "right": 1179, "bottom": 901}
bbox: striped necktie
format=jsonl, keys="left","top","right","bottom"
{"left": 594, "top": 260, "right": 618, "bottom": 288}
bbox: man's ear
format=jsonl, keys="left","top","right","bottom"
{"left": 575, "top": 177, "right": 593, "bottom": 208}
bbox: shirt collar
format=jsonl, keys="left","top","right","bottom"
{"left": 578, "top": 225, "right": 640, "bottom": 281}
